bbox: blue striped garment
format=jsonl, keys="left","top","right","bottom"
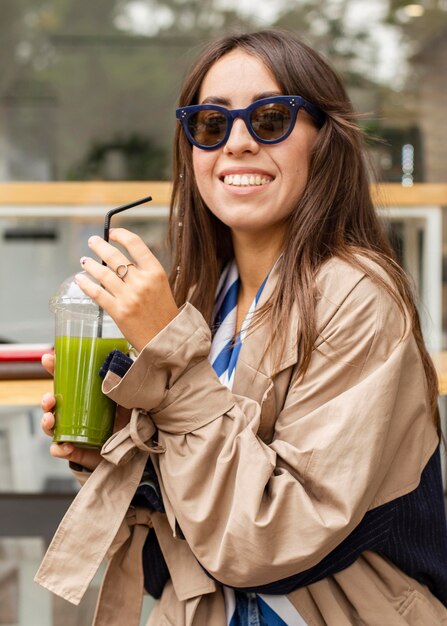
{"left": 210, "top": 260, "right": 308, "bottom": 626}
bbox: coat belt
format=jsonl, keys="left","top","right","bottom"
{"left": 34, "top": 408, "right": 161, "bottom": 626}
{"left": 93, "top": 506, "right": 153, "bottom": 626}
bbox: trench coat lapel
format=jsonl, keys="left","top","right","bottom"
{"left": 231, "top": 261, "right": 299, "bottom": 443}
{"left": 231, "top": 255, "right": 357, "bottom": 417}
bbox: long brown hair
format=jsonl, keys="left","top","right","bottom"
{"left": 168, "top": 29, "right": 440, "bottom": 431}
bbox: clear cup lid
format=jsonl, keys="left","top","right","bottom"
{"left": 50, "top": 272, "right": 100, "bottom": 312}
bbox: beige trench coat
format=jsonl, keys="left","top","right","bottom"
{"left": 35, "top": 256, "right": 447, "bottom": 625}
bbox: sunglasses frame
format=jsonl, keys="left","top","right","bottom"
{"left": 176, "top": 95, "right": 325, "bottom": 150}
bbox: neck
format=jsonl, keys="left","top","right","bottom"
{"left": 232, "top": 228, "right": 284, "bottom": 298}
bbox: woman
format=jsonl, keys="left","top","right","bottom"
{"left": 40, "top": 30, "right": 447, "bottom": 625}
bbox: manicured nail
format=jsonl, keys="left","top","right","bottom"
{"left": 63, "top": 444, "right": 72, "bottom": 453}
{"left": 80, "top": 256, "right": 88, "bottom": 265}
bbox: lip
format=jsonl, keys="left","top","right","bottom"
{"left": 218, "top": 167, "right": 275, "bottom": 180}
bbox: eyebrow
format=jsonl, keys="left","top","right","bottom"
{"left": 201, "top": 91, "right": 282, "bottom": 106}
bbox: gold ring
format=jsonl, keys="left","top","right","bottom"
{"left": 115, "top": 263, "right": 135, "bottom": 280}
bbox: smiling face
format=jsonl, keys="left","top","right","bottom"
{"left": 192, "top": 50, "right": 319, "bottom": 247}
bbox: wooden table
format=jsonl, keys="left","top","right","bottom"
{"left": 0, "top": 379, "right": 52, "bottom": 406}
{"left": 430, "top": 352, "right": 447, "bottom": 396}
{"left": 2, "top": 352, "right": 447, "bottom": 405}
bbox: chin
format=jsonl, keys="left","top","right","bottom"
{"left": 218, "top": 217, "right": 260, "bottom": 232}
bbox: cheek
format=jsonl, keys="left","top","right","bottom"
{"left": 192, "top": 150, "right": 217, "bottom": 206}
{"left": 283, "top": 124, "right": 318, "bottom": 178}
{"left": 286, "top": 139, "right": 315, "bottom": 186}
{"left": 192, "top": 149, "right": 213, "bottom": 181}
{"left": 280, "top": 150, "right": 309, "bottom": 188}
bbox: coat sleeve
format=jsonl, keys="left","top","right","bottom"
{"left": 102, "top": 274, "right": 437, "bottom": 588}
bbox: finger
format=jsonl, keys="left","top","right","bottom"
{"left": 50, "top": 442, "right": 101, "bottom": 472}
{"left": 41, "top": 392, "right": 56, "bottom": 412}
{"left": 108, "top": 228, "right": 156, "bottom": 266}
{"left": 79, "top": 256, "right": 124, "bottom": 293}
{"left": 41, "top": 412, "right": 55, "bottom": 436}
{"left": 87, "top": 235, "right": 138, "bottom": 272}
{"left": 75, "top": 271, "right": 116, "bottom": 310}
{"left": 50, "top": 442, "right": 75, "bottom": 459}
{"left": 41, "top": 353, "right": 55, "bottom": 375}
{"left": 68, "top": 446, "right": 102, "bottom": 472}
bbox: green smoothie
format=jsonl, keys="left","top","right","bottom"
{"left": 53, "top": 335, "right": 129, "bottom": 448}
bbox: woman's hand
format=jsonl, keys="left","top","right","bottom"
{"left": 40, "top": 353, "right": 102, "bottom": 472}
{"left": 75, "top": 229, "right": 179, "bottom": 352}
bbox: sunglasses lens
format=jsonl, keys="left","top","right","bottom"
{"left": 187, "top": 110, "right": 227, "bottom": 147}
{"left": 250, "top": 103, "right": 292, "bottom": 141}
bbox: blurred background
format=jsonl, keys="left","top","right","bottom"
{"left": 0, "top": 1, "right": 446, "bottom": 624}
{"left": 1, "top": 0, "right": 446, "bottom": 184}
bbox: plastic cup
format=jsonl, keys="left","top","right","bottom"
{"left": 50, "top": 273, "right": 128, "bottom": 448}
{"left": 49, "top": 195, "right": 151, "bottom": 447}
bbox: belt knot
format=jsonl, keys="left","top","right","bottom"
{"left": 101, "top": 408, "right": 164, "bottom": 466}
{"left": 126, "top": 505, "right": 153, "bottom": 529}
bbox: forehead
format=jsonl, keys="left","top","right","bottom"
{"left": 198, "top": 50, "right": 281, "bottom": 103}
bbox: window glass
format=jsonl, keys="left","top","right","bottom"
{"left": 1, "top": 0, "right": 446, "bottom": 183}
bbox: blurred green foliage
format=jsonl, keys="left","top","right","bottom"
{"left": 1, "top": 0, "right": 445, "bottom": 181}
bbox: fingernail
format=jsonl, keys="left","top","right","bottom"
{"left": 74, "top": 273, "right": 84, "bottom": 283}
{"left": 80, "top": 256, "right": 88, "bottom": 265}
{"left": 43, "top": 392, "right": 52, "bottom": 402}
{"left": 63, "top": 444, "right": 72, "bottom": 453}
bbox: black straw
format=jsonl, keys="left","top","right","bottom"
{"left": 97, "top": 195, "right": 152, "bottom": 337}
{"left": 103, "top": 195, "right": 152, "bottom": 244}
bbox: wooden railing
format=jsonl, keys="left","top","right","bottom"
{"left": 0, "top": 182, "right": 446, "bottom": 207}
{"left": 0, "top": 182, "right": 172, "bottom": 206}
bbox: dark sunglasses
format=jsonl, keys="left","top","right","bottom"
{"left": 176, "top": 95, "right": 325, "bottom": 150}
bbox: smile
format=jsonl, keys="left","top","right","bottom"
{"left": 223, "top": 174, "right": 273, "bottom": 187}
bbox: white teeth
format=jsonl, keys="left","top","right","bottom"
{"left": 223, "top": 174, "right": 272, "bottom": 186}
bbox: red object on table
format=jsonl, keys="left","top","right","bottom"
{"left": 0, "top": 344, "right": 53, "bottom": 362}
{"left": 0, "top": 345, "right": 53, "bottom": 379}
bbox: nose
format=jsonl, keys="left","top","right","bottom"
{"left": 223, "top": 117, "right": 259, "bottom": 156}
